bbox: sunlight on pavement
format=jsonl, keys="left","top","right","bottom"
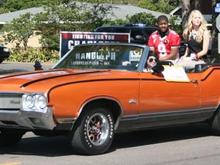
{"left": 0, "top": 162, "right": 21, "bottom": 165}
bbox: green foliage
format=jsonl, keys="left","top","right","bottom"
{"left": 33, "top": 2, "right": 111, "bottom": 50}
{"left": 138, "top": 0, "right": 157, "bottom": 11}
{"left": 2, "top": 0, "right": 67, "bottom": 11}
{"left": 128, "top": 12, "right": 156, "bottom": 25}
{"left": 8, "top": 48, "right": 59, "bottom": 62}
{"left": 83, "top": 0, "right": 109, "bottom": 3}
{"left": 82, "top": 0, "right": 141, "bottom": 5}
{"left": 105, "top": 12, "right": 156, "bottom": 27}
{"left": 0, "top": 0, "right": 179, "bottom": 13}
{"left": 3, "top": 13, "right": 35, "bottom": 49}
{"left": 106, "top": 19, "right": 129, "bottom": 25}
{"left": 138, "top": 0, "right": 180, "bottom": 13}
{"left": 80, "top": 3, "right": 112, "bottom": 30}
{"left": 169, "top": 16, "right": 182, "bottom": 34}
{"left": 0, "top": 6, "right": 9, "bottom": 14}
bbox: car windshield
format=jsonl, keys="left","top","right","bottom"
{"left": 54, "top": 44, "right": 144, "bottom": 71}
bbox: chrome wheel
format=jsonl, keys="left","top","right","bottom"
{"left": 86, "top": 113, "right": 110, "bottom": 146}
{"left": 70, "top": 107, "right": 114, "bottom": 155}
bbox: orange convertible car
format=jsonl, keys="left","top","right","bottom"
{"left": 0, "top": 43, "right": 220, "bottom": 155}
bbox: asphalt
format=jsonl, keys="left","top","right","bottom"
{"left": 0, "top": 61, "right": 54, "bottom": 75}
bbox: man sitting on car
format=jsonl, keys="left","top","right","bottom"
{"left": 148, "top": 15, "right": 181, "bottom": 62}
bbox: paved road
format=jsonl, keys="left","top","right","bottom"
{"left": 1, "top": 62, "right": 220, "bottom": 165}
{"left": 0, "top": 62, "right": 54, "bottom": 75}
{"left": 1, "top": 124, "right": 220, "bottom": 165}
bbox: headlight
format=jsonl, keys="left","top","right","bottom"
{"left": 35, "top": 95, "right": 47, "bottom": 111}
{"left": 22, "top": 94, "right": 48, "bottom": 113}
{"left": 22, "top": 94, "right": 35, "bottom": 111}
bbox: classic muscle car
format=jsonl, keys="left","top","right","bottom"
{"left": 0, "top": 43, "right": 219, "bottom": 155}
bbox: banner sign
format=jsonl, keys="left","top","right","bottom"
{"left": 60, "top": 31, "right": 130, "bottom": 57}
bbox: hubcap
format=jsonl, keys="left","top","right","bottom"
{"left": 86, "top": 113, "right": 110, "bottom": 146}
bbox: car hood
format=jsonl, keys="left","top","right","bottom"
{"left": 0, "top": 69, "right": 139, "bottom": 93}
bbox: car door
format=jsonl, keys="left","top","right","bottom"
{"left": 139, "top": 72, "right": 201, "bottom": 114}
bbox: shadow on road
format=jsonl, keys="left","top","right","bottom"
{"left": 112, "top": 123, "right": 211, "bottom": 149}
{"left": 0, "top": 123, "right": 212, "bottom": 157}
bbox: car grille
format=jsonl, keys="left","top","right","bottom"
{"left": 0, "top": 93, "right": 23, "bottom": 110}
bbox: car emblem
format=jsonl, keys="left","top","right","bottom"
{"left": 128, "top": 99, "right": 137, "bottom": 104}
{"left": 10, "top": 100, "right": 20, "bottom": 104}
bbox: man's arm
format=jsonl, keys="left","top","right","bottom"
{"left": 159, "top": 47, "right": 179, "bottom": 61}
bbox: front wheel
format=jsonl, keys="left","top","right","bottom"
{"left": 0, "top": 130, "right": 25, "bottom": 146}
{"left": 70, "top": 107, "right": 114, "bottom": 155}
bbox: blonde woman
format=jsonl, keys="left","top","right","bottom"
{"left": 178, "top": 10, "right": 210, "bottom": 69}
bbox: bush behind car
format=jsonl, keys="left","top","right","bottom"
{"left": 8, "top": 48, "right": 59, "bottom": 63}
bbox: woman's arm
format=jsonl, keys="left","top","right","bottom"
{"left": 196, "top": 30, "right": 210, "bottom": 59}
{"left": 183, "top": 46, "right": 189, "bottom": 57}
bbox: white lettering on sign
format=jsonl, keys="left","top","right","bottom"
{"left": 68, "top": 40, "right": 74, "bottom": 50}
{"left": 75, "top": 40, "right": 80, "bottom": 45}
{"left": 75, "top": 52, "right": 116, "bottom": 61}
{"left": 71, "top": 34, "right": 115, "bottom": 40}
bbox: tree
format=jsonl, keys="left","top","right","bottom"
{"left": 128, "top": 12, "right": 156, "bottom": 25}
{"left": 80, "top": 3, "right": 112, "bottom": 31}
{"left": 138, "top": 0, "right": 180, "bottom": 13}
{"left": 0, "top": 0, "right": 6, "bottom": 7}
{"left": 1, "top": 0, "right": 71, "bottom": 11}
{"left": 3, "top": 13, "right": 35, "bottom": 49}
{"left": 33, "top": 1, "right": 111, "bottom": 50}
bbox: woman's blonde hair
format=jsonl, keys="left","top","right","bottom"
{"left": 183, "top": 10, "right": 208, "bottom": 43}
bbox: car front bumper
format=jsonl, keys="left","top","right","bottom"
{"left": 0, "top": 108, "right": 56, "bottom": 130}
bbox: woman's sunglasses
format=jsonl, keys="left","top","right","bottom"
{"left": 148, "top": 58, "right": 157, "bottom": 63}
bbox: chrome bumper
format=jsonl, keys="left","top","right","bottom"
{"left": 0, "top": 108, "right": 56, "bottom": 130}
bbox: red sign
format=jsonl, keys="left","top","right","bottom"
{"left": 60, "top": 31, "right": 130, "bottom": 57}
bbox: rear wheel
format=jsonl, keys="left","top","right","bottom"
{"left": 211, "top": 109, "right": 220, "bottom": 135}
{"left": 0, "top": 130, "right": 25, "bottom": 146}
{"left": 70, "top": 107, "right": 114, "bottom": 155}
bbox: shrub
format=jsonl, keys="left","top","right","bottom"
{"left": 8, "top": 48, "right": 59, "bottom": 63}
